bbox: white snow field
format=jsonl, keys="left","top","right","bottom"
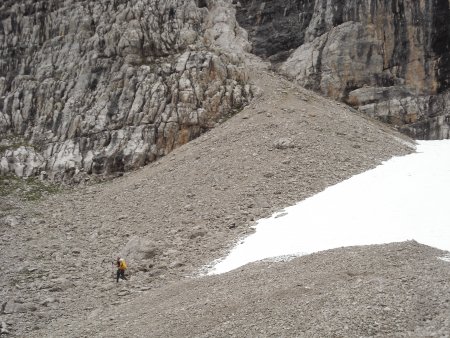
{"left": 209, "top": 140, "right": 450, "bottom": 275}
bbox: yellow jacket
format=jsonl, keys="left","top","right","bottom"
{"left": 118, "top": 259, "right": 127, "bottom": 270}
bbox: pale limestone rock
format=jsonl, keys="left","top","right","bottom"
{"left": 0, "top": 146, "right": 44, "bottom": 177}
{"left": 0, "top": 0, "right": 252, "bottom": 181}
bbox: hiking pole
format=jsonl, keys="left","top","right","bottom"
{"left": 101, "top": 258, "right": 115, "bottom": 279}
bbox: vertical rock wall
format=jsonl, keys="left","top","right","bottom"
{"left": 0, "top": 0, "right": 252, "bottom": 181}
{"left": 235, "top": 0, "right": 316, "bottom": 62}
{"left": 237, "top": 0, "right": 450, "bottom": 139}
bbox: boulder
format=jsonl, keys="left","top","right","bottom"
{"left": 120, "top": 236, "right": 161, "bottom": 261}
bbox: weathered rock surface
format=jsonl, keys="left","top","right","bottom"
{"left": 235, "top": 0, "right": 316, "bottom": 62}
{"left": 236, "top": 0, "right": 450, "bottom": 139}
{"left": 0, "top": 0, "right": 252, "bottom": 181}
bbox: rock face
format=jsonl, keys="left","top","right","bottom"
{"left": 237, "top": 0, "right": 450, "bottom": 139}
{"left": 0, "top": 0, "right": 252, "bottom": 181}
{"left": 235, "top": 0, "right": 316, "bottom": 62}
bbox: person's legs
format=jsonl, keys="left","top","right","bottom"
{"left": 120, "top": 270, "right": 127, "bottom": 280}
{"left": 116, "top": 269, "right": 120, "bottom": 282}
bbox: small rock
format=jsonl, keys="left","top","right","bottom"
{"left": 189, "top": 230, "right": 207, "bottom": 239}
{"left": 2, "top": 216, "right": 21, "bottom": 227}
{"left": 88, "top": 308, "right": 102, "bottom": 319}
{"left": 4, "top": 302, "right": 37, "bottom": 314}
{"left": 169, "top": 261, "right": 184, "bottom": 268}
{"left": 40, "top": 297, "right": 58, "bottom": 307}
{"left": 39, "top": 171, "right": 48, "bottom": 180}
{"left": 49, "top": 277, "right": 74, "bottom": 292}
{"left": 118, "top": 290, "right": 130, "bottom": 297}
{"left": 274, "top": 138, "right": 295, "bottom": 150}
{"left": 1, "top": 321, "right": 9, "bottom": 335}
{"left": 31, "top": 324, "right": 44, "bottom": 331}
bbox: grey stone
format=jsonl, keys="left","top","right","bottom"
{"left": 40, "top": 297, "right": 58, "bottom": 307}
{"left": 273, "top": 138, "right": 295, "bottom": 150}
{"left": 0, "top": 321, "right": 9, "bottom": 335}
{"left": 4, "top": 302, "right": 37, "bottom": 314}
{"left": 121, "top": 236, "right": 161, "bottom": 261}
{"left": 49, "top": 278, "right": 74, "bottom": 292}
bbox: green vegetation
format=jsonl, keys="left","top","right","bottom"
{"left": 0, "top": 174, "right": 60, "bottom": 202}
{"left": 0, "top": 140, "right": 32, "bottom": 153}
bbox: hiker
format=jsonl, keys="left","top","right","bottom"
{"left": 116, "top": 257, "right": 127, "bottom": 282}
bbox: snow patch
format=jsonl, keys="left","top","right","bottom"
{"left": 208, "top": 140, "right": 450, "bottom": 275}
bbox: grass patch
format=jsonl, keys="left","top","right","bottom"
{"left": 0, "top": 136, "right": 35, "bottom": 153}
{"left": 0, "top": 174, "right": 60, "bottom": 202}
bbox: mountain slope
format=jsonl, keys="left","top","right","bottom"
{"left": 0, "top": 57, "right": 416, "bottom": 337}
{"left": 37, "top": 242, "right": 450, "bottom": 337}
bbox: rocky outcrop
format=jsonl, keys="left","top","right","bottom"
{"left": 236, "top": 0, "right": 450, "bottom": 139}
{"left": 0, "top": 0, "right": 252, "bottom": 181}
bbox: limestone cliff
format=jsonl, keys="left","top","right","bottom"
{"left": 237, "top": 0, "right": 450, "bottom": 139}
{"left": 0, "top": 0, "right": 252, "bottom": 181}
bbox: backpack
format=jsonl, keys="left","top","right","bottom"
{"left": 119, "top": 259, "right": 127, "bottom": 270}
